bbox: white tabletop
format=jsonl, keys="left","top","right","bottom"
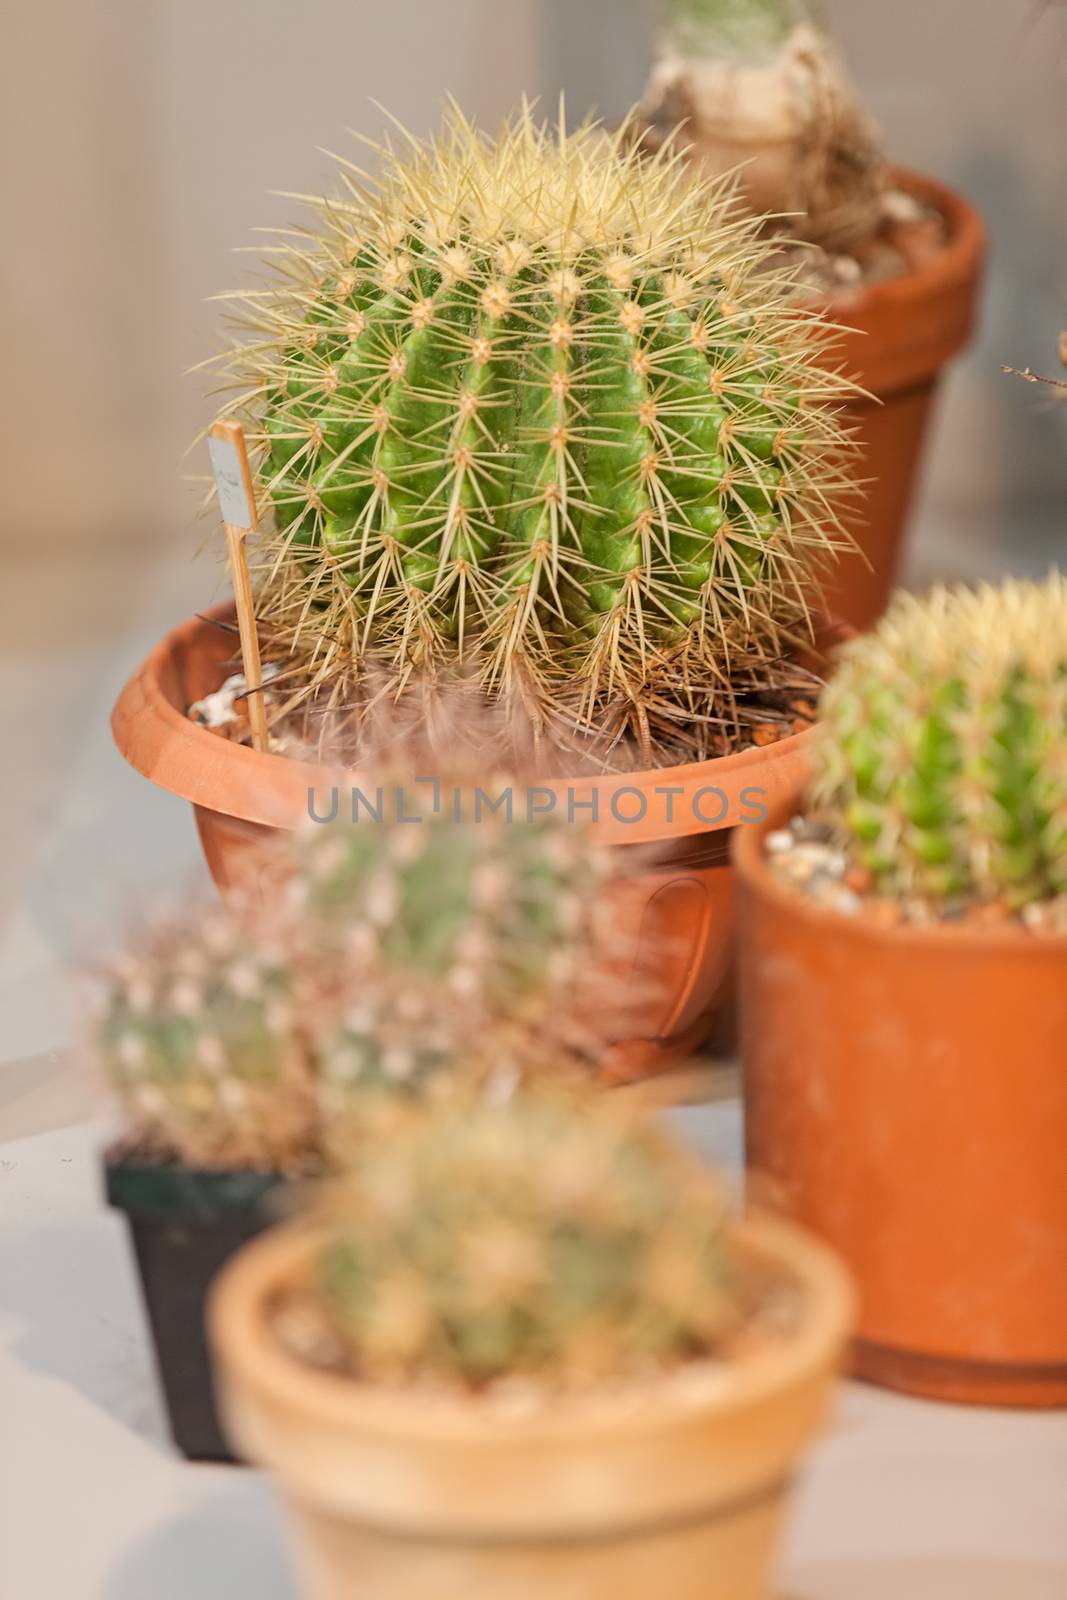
{"left": 2, "top": 1073, "right": 1065, "bottom": 1600}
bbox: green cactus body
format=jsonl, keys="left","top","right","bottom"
{"left": 219, "top": 108, "right": 850, "bottom": 747}
{"left": 659, "top": 0, "right": 810, "bottom": 57}
{"left": 98, "top": 914, "right": 314, "bottom": 1170}
{"left": 297, "top": 804, "right": 614, "bottom": 1122}
{"left": 811, "top": 576, "right": 1067, "bottom": 908}
{"left": 309, "top": 1095, "right": 737, "bottom": 1387}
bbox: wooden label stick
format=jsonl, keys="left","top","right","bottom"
{"left": 208, "top": 420, "right": 271, "bottom": 754}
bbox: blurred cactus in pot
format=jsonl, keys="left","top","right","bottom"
{"left": 811, "top": 575, "right": 1067, "bottom": 909}
{"left": 295, "top": 1093, "right": 738, "bottom": 1388}
{"left": 94, "top": 745, "right": 640, "bottom": 1167}
{"left": 296, "top": 802, "right": 612, "bottom": 1015}
{"left": 216, "top": 105, "right": 853, "bottom": 762}
{"left": 638, "top": 0, "right": 886, "bottom": 253}
{"left": 96, "top": 911, "right": 316, "bottom": 1170}
{"left": 293, "top": 797, "right": 642, "bottom": 1119}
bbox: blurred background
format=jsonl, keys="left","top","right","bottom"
{"left": 1, "top": 0, "right": 1065, "bottom": 1062}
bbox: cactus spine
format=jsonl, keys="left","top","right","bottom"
{"left": 811, "top": 575, "right": 1067, "bottom": 908}
{"left": 217, "top": 106, "right": 853, "bottom": 758}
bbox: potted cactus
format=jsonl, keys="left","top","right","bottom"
{"left": 636, "top": 0, "right": 985, "bottom": 630}
{"left": 113, "top": 104, "right": 856, "bottom": 1075}
{"left": 208, "top": 1093, "right": 852, "bottom": 1600}
{"left": 294, "top": 793, "right": 650, "bottom": 1099}
{"left": 99, "top": 908, "right": 316, "bottom": 1459}
{"left": 101, "top": 801, "right": 629, "bottom": 1458}
{"left": 735, "top": 575, "right": 1067, "bottom": 1407}
{"left": 639, "top": 0, "right": 886, "bottom": 251}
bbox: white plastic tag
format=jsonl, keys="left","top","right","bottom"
{"left": 209, "top": 434, "right": 255, "bottom": 528}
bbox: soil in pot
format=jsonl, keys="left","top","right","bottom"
{"left": 208, "top": 1214, "right": 853, "bottom": 1600}
{"left": 105, "top": 1159, "right": 290, "bottom": 1460}
{"left": 735, "top": 791, "right": 1067, "bottom": 1408}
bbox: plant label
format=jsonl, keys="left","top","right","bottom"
{"left": 209, "top": 434, "right": 256, "bottom": 530}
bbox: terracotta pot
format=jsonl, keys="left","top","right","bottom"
{"left": 824, "top": 167, "right": 985, "bottom": 631}
{"left": 207, "top": 1213, "right": 852, "bottom": 1600}
{"left": 112, "top": 606, "right": 846, "bottom": 1080}
{"left": 735, "top": 790, "right": 1067, "bottom": 1408}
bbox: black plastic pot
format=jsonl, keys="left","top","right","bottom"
{"left": 105, "top": 1158, "right": 289, "bottom": 1461}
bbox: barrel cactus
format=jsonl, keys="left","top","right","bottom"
{"left": 811, "top": 575, "right": 1067, "bottom": 908}
{"left": 292, "top": 1094, "right": 738, "bottom": 1388}
{"left": 217, "top": 106, "right": 852, "bottom": 759}
{"left": 96, "top": 912, "right": 316, "bottom": 1170}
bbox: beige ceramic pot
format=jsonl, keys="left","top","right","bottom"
{"left": 208, "top": 1214, "right": 852, "bottom": 1600}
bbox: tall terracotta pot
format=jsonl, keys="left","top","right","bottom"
{"left": 824, "top": 168, "right": 985, "bottom": 631}
{"left": 735, "top": 791, "right": 1067, "bottom": 1409}
{"left": 208, "top": 1214, "right": 852, "bottom": 1600}
{"left": 112, "top": 606, "right": 843, "bottom": 1081}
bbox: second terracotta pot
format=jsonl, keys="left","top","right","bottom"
{"left": 820, "top": 168, "right": 985, "bottom": 632}
{"left": 735, "top": 791, "right": 1067, "bottom": 1408}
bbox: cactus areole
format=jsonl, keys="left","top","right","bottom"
{"left": 216, "top": 106, "right": 851, "bottom": 761}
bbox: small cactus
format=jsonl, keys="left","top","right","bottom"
{"left": 96, "top": 911, "right": 316, "bottom": 1171}
{"left": 639, "top": 0, "right": 885, "bottom": 255}
{"left": 295, "top": 801, "right": 619, "bottom": 1047}
{"left": 302, "top": 1094, "right": 738, "bottom": 1388}
{"left": 289, "top": 778, "right": 644, "bottom": 1145}
{"left": 216, "top": 105, "right": 853, "bottom": 758}
{"left": 811, "top": 575, "right": 1067, "bottom": 908}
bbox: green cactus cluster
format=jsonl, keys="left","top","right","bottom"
{"left": 217, "top": 105, "right": 852, "bottom": 759}
{"left": 294, "top": 801, "right": 615, "bottom": 1035}
{"left": 97, "top": 911, "right": 316, "bottom": 1171}
{"left": 306, "top": 1093, "right": 738, "bottom": 1388}
{"left": 811, "top": 575, "right": 1067, "bottom": 908}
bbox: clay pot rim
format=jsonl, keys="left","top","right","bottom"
{"left": 112, "top": 603, "right": 847, "bottom": 846}
{"left": 826, "top": 166, "right": 984, "bottom": 330}
{"left": 207, "top": 1209, "right": 852, "bottom": 1445}
{"left": 734, "top": 785, "right": 1067, "bottom": 954}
